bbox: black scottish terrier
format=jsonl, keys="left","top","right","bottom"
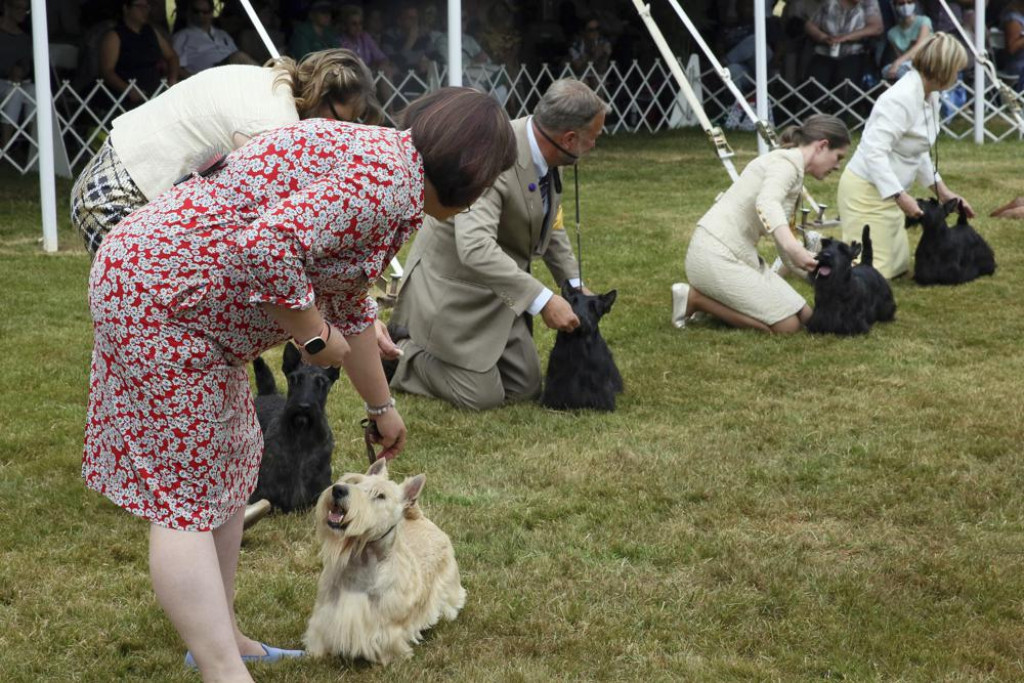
{"left": 806, "top": 225, "right": 896, "bottom": 336}
{"left": 907, "top": 197, "right": 996, "bottom": 286}
{"left": 248, "top": 343, "right": 340, "bottom": 512}
{"left": 540, "top": 283, "right": 623, "bottom": 411}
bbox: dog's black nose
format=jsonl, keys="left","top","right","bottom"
{"left": 332, "top": 484, "right": 348, "bottom": 500}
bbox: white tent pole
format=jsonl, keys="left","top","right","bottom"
{"left": 237, "top": 0, "right": 280, "bottom": 59}
{"left": 662, "top": 0, "right": 758, "bottom": 126}
{"left": 754, "top": 0, "right": 769, "bottom": 156}
{"left": 974, "top": 0, "right": 984, "bottom": 144}
{"left": 448, "top": 0, "right": 463, "bottom": 86}
{"left": 631, "top": 0, "right": 739, "bottom": 181}
{"left": 936, "top": 0, "right": 1024, "bottom": 133}
{"left": 655, "top": 0, "right": 824, "bottom": 215}
{"left": 30, "top": 0, "right": 58, "bottom": 252}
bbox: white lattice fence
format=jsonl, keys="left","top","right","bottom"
{"left": 2, "top": 59, "right": 1022, "bottom": 176}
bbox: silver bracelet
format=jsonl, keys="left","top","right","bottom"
{"left": 364, "top": 397, "right": 395, "bottom": 417}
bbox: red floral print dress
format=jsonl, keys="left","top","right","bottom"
{"left": 83, "top": 119, "right": 424, "bottom": 531}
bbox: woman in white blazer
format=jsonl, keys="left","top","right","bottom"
{"left": 837, "top": 33, "right": 974, "bottom": 279}
{"left": 672, "top": 115, "right": 851, "bottom": 334}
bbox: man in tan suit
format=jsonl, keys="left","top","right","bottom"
{"left": 389, "top": 79, "right": 607, "bottom": 410}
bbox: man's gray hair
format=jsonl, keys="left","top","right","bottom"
{"left": 533, "top": 79, "right": 608, "bottom": 133}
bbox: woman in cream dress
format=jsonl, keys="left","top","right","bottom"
{"left": 672, "top": 115, "right": 851, "bottom": 334}
{"left": 837, "top": 32, "right": 974, "bottom": 279}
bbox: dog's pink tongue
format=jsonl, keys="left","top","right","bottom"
{"left": 817, "top": 266, "right": 832, "bottom": 278}
{"left": 328, "top": 511, "right": 344, "bottom": 524}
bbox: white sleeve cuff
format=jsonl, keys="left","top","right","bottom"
{"left": 527, "top": 288, "right": 554, "bottom": 316}
{"left": 568, "top": 277, "right": 581, "bottom": 289}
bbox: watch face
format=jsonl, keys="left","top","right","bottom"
{"left": 304, "top": 337, "right": 327, "bottom": 355}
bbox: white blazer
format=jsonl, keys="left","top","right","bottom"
{"left": 846, "top": 69, "right": 942, "bottom": 199}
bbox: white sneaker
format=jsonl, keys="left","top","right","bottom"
{"left": 671, "top": 282, "right": 690, "bottom": 328}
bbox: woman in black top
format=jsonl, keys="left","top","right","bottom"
{"left": 99, "top": 0, "right": 179, "bottom": 105}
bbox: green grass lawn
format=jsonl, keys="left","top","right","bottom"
{"left": 2, "top": 129, "right": 1023, "bottom": 682}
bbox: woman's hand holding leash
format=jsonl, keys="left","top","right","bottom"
{"left": 774, "top": 226, "right": 818, "bottom": 273}
{"left": 369, "top": 407, "right": 406, "bottom": 460}
{"left": 895, "top": 191, "right": 924, "bottom": 219}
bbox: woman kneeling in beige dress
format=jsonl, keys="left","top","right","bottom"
{"left": 672, "top": 115, "right": 851, "bottom": 334}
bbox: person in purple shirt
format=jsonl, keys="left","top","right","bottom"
{"left": 338, "top": 4, "right": 390, "bottom": 74}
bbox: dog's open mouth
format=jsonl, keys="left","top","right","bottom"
{"left": 815, "top": 265, "right": 832, "bottom": 278}
{"left": 326, "top": 506, "right": 348, "bottom": 531}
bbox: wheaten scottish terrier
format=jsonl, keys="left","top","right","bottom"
{"left": 304, "top": 457, "right": 466, "bottom": 664}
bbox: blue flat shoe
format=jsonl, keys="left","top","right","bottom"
{"left": 185, "top": 643, "right": 305, "bottom": 669}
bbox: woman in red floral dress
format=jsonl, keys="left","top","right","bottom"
{"left": 83, "top": 87, "right": 516, "bottom": 680}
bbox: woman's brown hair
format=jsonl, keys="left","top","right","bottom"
{"left": 399, "top": 88, "right": 517, "bottom": 208}
{"left": 271, "top": 49, "right": 384, "bottom": 124}
{"left": 778, "top": 114, "right": 851, "bottom": 150}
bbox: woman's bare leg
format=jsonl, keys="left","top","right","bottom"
{"left": 150, "top": 522, "right": 254, "bottom": 683}
{"left": 769, "top": 305, "right": 813, "bottom": 334}
{"left": 687, "top": 286, "right": 772, "bottom": 332}
{"left": 211, "top": 508, "right": 266, "bottom": 657}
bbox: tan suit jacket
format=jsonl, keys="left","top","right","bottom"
{"left": 392, "top": 117, "right": 580, "bottom": 373}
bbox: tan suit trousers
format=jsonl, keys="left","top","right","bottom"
{"left": 390, "top": 315, "right": 541, "bottom": 411}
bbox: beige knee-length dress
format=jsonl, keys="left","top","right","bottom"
{"left": 684, "top": 148, "right": 807, "bottom": 326}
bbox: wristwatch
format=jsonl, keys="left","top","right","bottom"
{"left": 296, "top": 324, "right": 330, "bottom": 355}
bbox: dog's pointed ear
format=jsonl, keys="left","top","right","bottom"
{"left": 560, "top": 280, "right": 576, "bottom": 298}
{"left": 850, "top": 241, "right": 862, "bottom": 260}
{"left": 325, "top": 366, "right": 340, "bottom": 382}
{"left": 599, "top": 289, "right": 617, "bottom": 313}
{"left": 282, "top": 342, "right": 302, "bottom": 375}
{"left": 402, "top": 474, "right": 425, "bottom": 508}
{"left": 367, "top": 456, "right": 388, "bottom": 478}
{"left": 943, "top": 198, "right": 960, "bottom": 215}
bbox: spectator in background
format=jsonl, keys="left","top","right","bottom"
{"left": 804, "top": 0, "right": 883, "bottom": 106}
{"left": 289, "top": 0, "right": 339, "bottom": 60}
{"left": 780, "top": 0, "right": 823, "bottom": 81}
{"left": 337, "top": 4, "right": 390, "bottom": 74}
{"left": 568, "top": 17, "right": 613, "bottom": 77}
{"left": 99, "top": 0, "right": 180, "bottom": 106}
{"left": 1002, "top": 0, "right": 1024, "bottom": 91}
{"left": 481, "top": 0, "right": 522, "bottom": 74}
{"left": 0, "top": 0, "right": 33, "bottom": 150}
{"left": 173, "top": 0, "right": 257, "bottom": 76}
{"left": 883, "top": 0, "right": 932, "bottom": 81}
{"left": 365, "top": 6, "right": 385, "bottom": 47}
{"left": 237, "top": 1, "right": 287, "bottom": 63}
{"left": 720, "top": 2, "right": 782, "bottom": 90}
{"left": 381, "top": 3, "right": 438, "bottom": 82}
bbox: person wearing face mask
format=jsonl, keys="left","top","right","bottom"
{"left": 837, "top": 33, "right": 974, "bottom": 279}
{"left": 882, "top": 0, "right": 932, "bottom": 81}
{"left": 388, "top": 79, "right": 608, "bottom": 410}
{"left": 670, "top": 115, "right": 851, "bottom": 334}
